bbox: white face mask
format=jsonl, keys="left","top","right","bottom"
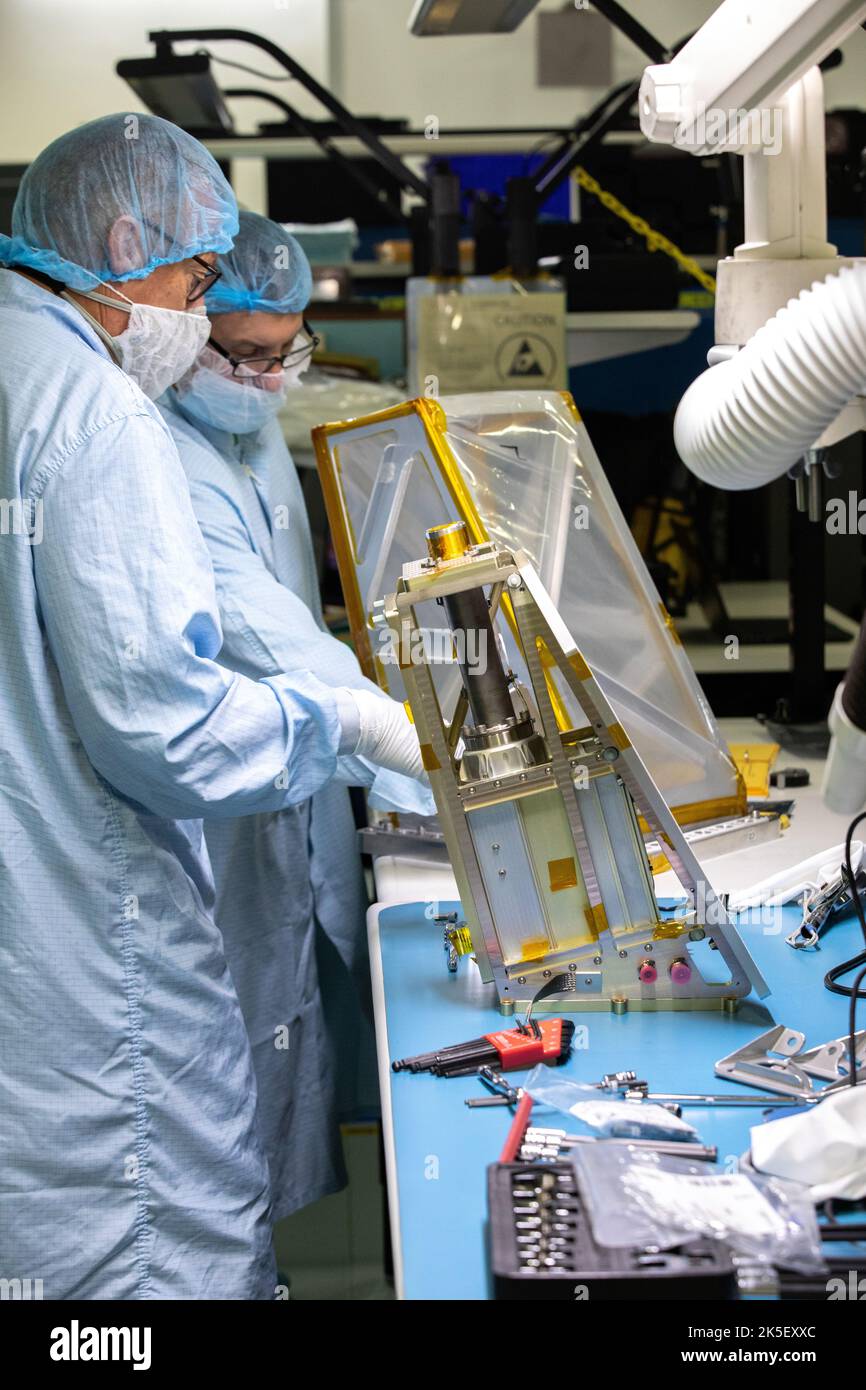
{"left": 73, "top": 285, "right": 212, "bottom": 400}
{"left": 174, "top": 343, "right": 290, "bottom": 434}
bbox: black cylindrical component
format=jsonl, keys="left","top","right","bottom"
{"left": 429, "top": 166, "right": 461, "bottom": 278}
{"left": 409, "top": 203, "right": 431, "bottom": 277}
{"left": 506, "top": 176, "right": 538, "bottom": 279}
{"left": 472, "top": 191, "right": 507, "bottom": 274}
{"left": 443, "top": 586, "right": 514, "bottom": 729}
{"left": 788, "top": 482, "right": 826, "bottom": 721}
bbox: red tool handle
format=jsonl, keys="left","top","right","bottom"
{"left": 499, "top": 1093, "right": 534, "bottom": 1163}
{"left": 486, "top": 1018, "right": 564, "bottom": 1071}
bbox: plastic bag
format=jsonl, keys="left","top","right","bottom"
{"left": 573, "top": 1143, "right": 825, "bottom": 1274}
{"left": 523, "top": 1066, "right": 700, "bottom": 1142}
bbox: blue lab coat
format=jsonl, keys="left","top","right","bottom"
{"left": 159, "top": 394, "right": 430, "bottom": 1217}
{"left": 0, "top": 271, "right": 360, "bottom": 1299}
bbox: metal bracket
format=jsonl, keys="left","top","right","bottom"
{"left": 714, "top": 1025, "right": 813, "bottom": 1096}
{"left": 798, "top": 1029, "right": 866, "bottom": 1090}
{"left": 715, "top": 1024, "right": 866, "bottom": 1096}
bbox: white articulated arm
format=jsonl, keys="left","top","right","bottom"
{"left": 640, "top": 0, "right": 866, "bottom": 155}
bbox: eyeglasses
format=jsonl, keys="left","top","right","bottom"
{"left": 209, "top": 320, "right": 320, "bottom": 378}
{"left": 189, "top": 254, "right": 222, "bottom": 304}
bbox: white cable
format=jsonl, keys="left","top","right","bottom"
{"left": 674, "top": 262, "right": 866, "bottom": 490}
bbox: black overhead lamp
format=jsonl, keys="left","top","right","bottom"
{"left": 116, "top": 29, "right": 428, "bottom": 206}
{"left": 408, "top": 0, "right": 542, "bottom": 36}
{"left": 116, "top": 44, "right": 234, "bottom": 136}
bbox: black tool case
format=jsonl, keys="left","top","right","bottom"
{"left": 488, "top": 1162, "right": 736, "bottom": 1300}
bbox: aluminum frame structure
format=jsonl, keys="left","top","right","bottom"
{"left": 311, "top": 391, "right": 745, "bottom": 826}
{"left": 383, "top": 538, "right": 768, "bottom": 1012}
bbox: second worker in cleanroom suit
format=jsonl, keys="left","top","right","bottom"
{"left": 160, "top": 214, "right": 433, "bottom": 1219}
{"left": 0, "top": 116, "right": 428, "bottom": 1301}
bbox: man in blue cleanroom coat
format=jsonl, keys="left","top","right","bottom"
{"left": 0, "top": 118, "right": 428, "bottom": 1300}
{"left": 160, "top": 212, "right": 435, "bottom": 1221}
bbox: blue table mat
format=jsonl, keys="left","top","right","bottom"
{"left": 377, "top": 900, "right": 866, "bottom": 1299}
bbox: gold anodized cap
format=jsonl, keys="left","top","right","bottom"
{"left": 425, "top": 520, "right": 471, "bottom": 563}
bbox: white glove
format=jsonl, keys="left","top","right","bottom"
{"left": 339, "top": 687, "right": 426, "bottom": 781}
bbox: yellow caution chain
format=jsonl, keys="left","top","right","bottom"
{"left": 572, "top": 166, "right": 717, "bottom": 297}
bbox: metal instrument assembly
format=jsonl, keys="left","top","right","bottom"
{"left": 384, "top": 531, "right": 769, "bottom": 1013}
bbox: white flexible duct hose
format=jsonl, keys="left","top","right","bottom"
{"left": 674, "top": 263, "right": 866, "bottom": 489}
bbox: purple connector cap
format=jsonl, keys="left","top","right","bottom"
{"left": 670, "top": 958, "right": 692, "bottom": 985}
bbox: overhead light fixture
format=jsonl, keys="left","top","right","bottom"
{"left": 408, "top": 0, "right": 542, "bottom": 37}
{"left": 116, "top": 50, "right": 234, "bottom": 134}
{"left": 116, "top": 30, "right": 428, "bottom": 204}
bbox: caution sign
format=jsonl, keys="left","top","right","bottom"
{"left": 498, "top": 333, "right": 554, "bottom": 379}
{"left": 414, "top": 290, "right": 567, "bottom": 394}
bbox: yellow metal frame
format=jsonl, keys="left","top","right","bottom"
{"left": 310, "top": 392, "right": 747, "bottom": 827}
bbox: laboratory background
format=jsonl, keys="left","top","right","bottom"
{"left": 3, "top": 0, "right": 866, "bottom": 1324}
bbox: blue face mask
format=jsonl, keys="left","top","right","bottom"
{"left": 174, "top": 345, "right": 288, "bottom": 434}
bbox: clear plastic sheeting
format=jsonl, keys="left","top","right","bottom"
{"left": 311, "top": 391, "right": 743, "bottom": 822}
{"left": 281, "top": 371, "right": 404, "bottom": 454}
{"left": 443, "top": 392, "right": 742, "bottom": 819}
